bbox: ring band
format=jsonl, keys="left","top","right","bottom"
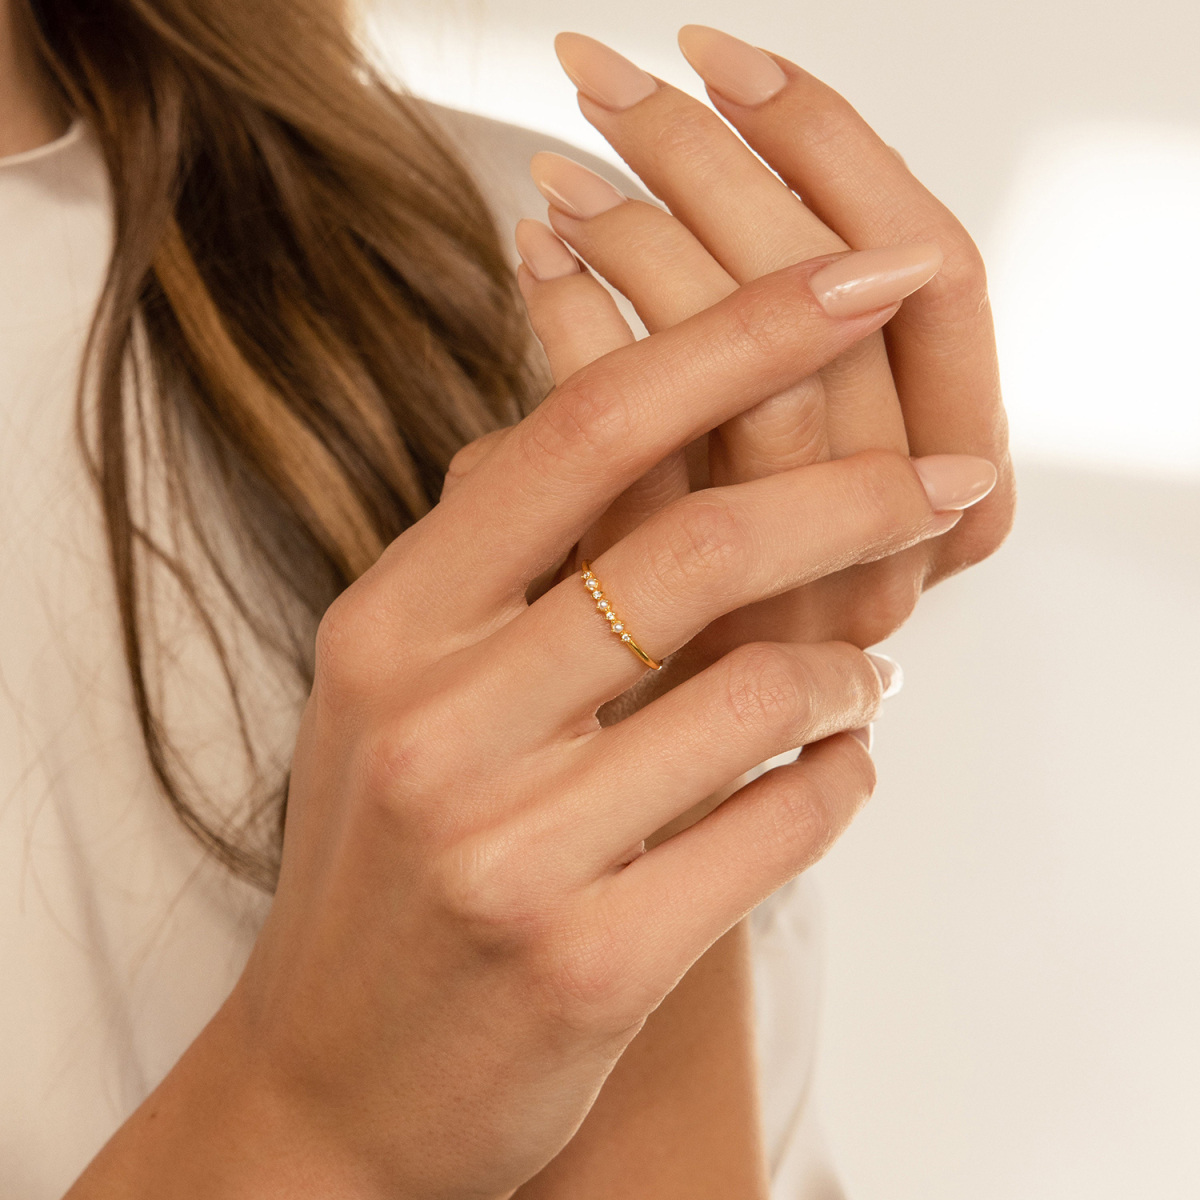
{"left": 580, "top": 561, "right": 663, "bottom": 672}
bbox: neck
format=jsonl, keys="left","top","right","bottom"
{"left": 0, "top": 0, "right": 68, "bottom": 157}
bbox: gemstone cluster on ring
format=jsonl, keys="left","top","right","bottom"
{"left": 582, "top": 567, "right": 633, "bottom": 642}
{"left": 579, "top": 561, "right": 662, "bottom": 671}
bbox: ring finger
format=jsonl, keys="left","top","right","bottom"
{"left": 478, "top": 447, "right": 992, "bottom": 735}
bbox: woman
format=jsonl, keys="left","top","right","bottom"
{"left": 0, "top": 0, "right": 1012, "bottom": 1195}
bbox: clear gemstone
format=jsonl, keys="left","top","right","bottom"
{"left": 621, "top": 633, "right": 632, "bottom": 642}
{"left": 613, "top": 623, "right": 624, "bottom": 633}
{"left": 606, "top": 612, "right": 617, "bottom": 622}
{"left": 598, "top": 600, "right": 610, "bottom": 611}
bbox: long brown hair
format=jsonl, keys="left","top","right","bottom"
{"left": 21, "top": 0, "right": 544, "bottom": 889}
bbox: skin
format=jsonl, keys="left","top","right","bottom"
{"left": 3, "top": 11, "right": 1012, "bottom": 1198}
{"left": 527, "top": 33, "right": 1014, "bottom": 676}
{"left": 70, "top": 253, "right": 987, "bottom": 1199}
{"left": 0, "top": 0, "right": 67, "bottom": 156}
{"left": 466, "top": 44, "right": 1015, "bottom": 1192}
{"left": 0, "top": 10, "right": 773, "bottom": 1195}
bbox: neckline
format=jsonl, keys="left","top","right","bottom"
{"left": 0, "top": 119, "right": 86, "bottom": 171}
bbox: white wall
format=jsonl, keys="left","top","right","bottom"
{"left": 369, "top": 3, "right": 1200, "bottom": 1195}
{"left": 812, "top": 465, "right": 1200, "bottom": 1198}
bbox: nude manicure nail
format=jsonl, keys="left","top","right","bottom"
{"left": 515, "top": 219, "right": 581, "bottom": 281}
{"left": 865, "top": 652, "right": 904, "bottom": 700}
{"left": 811, "top": 244, "right": 944, "bottom": 318}
{"left": 677, "top": 25, "right": 787, "bottom": 107}
{"left": 530, "top": 152, "right": 627, "bottom": 220}
{"left": 555, "top": 32, "right": 659, "bottom": 111}
{"left": 911, "top": 455, "right": 999, "bottom": 512}
{"left": 925, "top": 511, "right": 965, "bottom": 536}
{"left": 850, "top": 725, "right": 875, "bottom": 752}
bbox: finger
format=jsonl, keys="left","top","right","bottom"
{"left": 562, "top": 640, "right": 884, "bottom": 873}
{"left": 530, "top": 155, "right": 737, "bottom": 325}
{"left": 603, "top": 733, "right": 875, "bottom": 997}
{"left": 381, "top": 252, "right": 912, "bottom": 632}
{"left": 514, "top": 219, "right": 635, "bottom": 380}
{"left": 678, "top": 32, "right": 1014, "bottom": 573}
{"left": 529, "top": 153, "right": 830, "bottom": 474}
{"left": 479, "top": 449, "right": 993, "bottom": 732}
{"left": 515, "top": 218, "right": 691, "bottom": 552}
{"left": 553, "top": 32, "right": 909, "bottom": 463}
{"left": 554, "top": 34, "right": 842, "bottom": 277}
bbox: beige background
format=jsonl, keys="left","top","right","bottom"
{"left": 370, "top": 3, "right": 1200, "bottom": 1195}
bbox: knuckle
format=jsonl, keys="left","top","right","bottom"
{"left": 429, "top": 837, "right": 550, "bottom": 950}
{"left": 771, "top": 744, "right": 876, "bottom": 867}
{"left": 843, "top": 448, "right": 922, "bottom": 534}
{"left": 313, "top": 594, "right": 367, "bottom": 702}
{"left": 521, "top": 373, "right": 635, "bottom": 475}
{"left": 537, "top": 911, "right": 646, "bottom": 1038}
{"left": 795, "top": 101, "right": 848, "bottom": 155}
{"left": 545, "top": 921, "right": 627, "bottom": 1018}
{"left": 358, "top": 718, "right": 429, "bottom": 802}
{"left": 648, "top": 497, "right": 748, "bottom": 597}
{"left": 771, "top": 776, "right": 837, "bottom": 864}
{"left": 444, "top": 432, "right": 500, "bottom": 484}
{"left": 648, "top": 103, "right": 729, "bottom": 174}
{"left": 721, "top": 643, "right": 813, "bottom": 739}
{"left": 725, "top": 283, "right": 805, "bottom": 366}
{"left": 845, "top": 561, "right": 923, "bottom": 647}
{"left": 356, "top": 688, "right": 477, "bottom": 828}
{"left": 929, "top": 233, "right": 991, "bottom": 317}
{"left": 314, "top": 581, "right": 411, "bottom": 709}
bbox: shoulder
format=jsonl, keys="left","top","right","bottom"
{"left": 420, "top": 102, "right": 649, "bottom": 254}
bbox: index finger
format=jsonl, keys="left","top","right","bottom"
{"left": 390, "top": 253, "right": 915, "bottom": 628}
{"left": 676, "top": 27, "right": 1014, "bottom": 571}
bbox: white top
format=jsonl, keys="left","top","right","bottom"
{"left": 0, "top": 113, "right": 842, "bottom": 1199}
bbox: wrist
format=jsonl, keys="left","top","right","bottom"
{"left": 66, "top": 989, "right": 392, "bottom": 1200}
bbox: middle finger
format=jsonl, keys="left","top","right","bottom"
{"left": 530, "top": 155, "right": 829, "bottom": 472}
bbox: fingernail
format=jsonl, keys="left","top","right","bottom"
{"left": 530, "top": 152, "right": 627, "bottom": 220}
{"left": 850, "top": 725, "right": 875, "bottom": 752}
{"left": 515, "top": 219, "right": 580, "bottom": 281}
{"left": 925, "top": 510, "right": 964, "bottom": 536}
{"left": 865, "top": 652, "right": 904, "bottom": 700}
{"left": 811, "top": 244, "right": 944, "bottom": 318}
{"left": 677, "top": 25, "right": 787, "bottom": 107}
{"left": 911, "top": 455, "right": 998, "bottom": 512}
{"left": 555, "top": 32, "right": 658, "bottom": 111}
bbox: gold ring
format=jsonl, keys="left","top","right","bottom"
{"left": 580, "top": 561, "right": 663, "bottom": 671}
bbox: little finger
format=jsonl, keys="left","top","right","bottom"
{"left": 603, "top": 733, "right": 874, "bottom": 999}
{"left": 558, "top": 639, "right": 888, "bottom": 872}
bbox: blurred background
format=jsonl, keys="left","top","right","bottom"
{"left": 369, "top": 3, "right": 1200, "bottom": 1196}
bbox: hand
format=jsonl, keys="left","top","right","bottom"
{"left": 520, "top": 29, "right": 1012, "bottom": 694}
{"left": 69, "top": 256, "right": 993, "bottom": 1199}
